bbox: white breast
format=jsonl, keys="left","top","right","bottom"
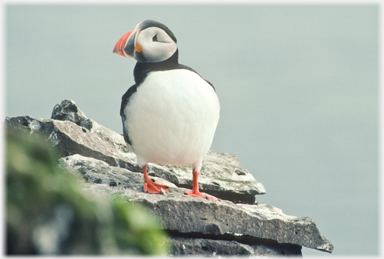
{"left": 123, "top": 69, "right": 220, "bottom": 170}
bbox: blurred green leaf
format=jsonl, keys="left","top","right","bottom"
{"left": 6, "top": 130, "right": 170, "bottom": 255}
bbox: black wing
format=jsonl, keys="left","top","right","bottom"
{"left": 120, "top": 84, "right": 137, "bottom": 145}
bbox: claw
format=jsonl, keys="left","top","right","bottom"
{"left": 184, "top": 190, "right": 220, "bottom": 201}
{"left": 144, "top": 180, "right": 169, "bottom": 194}
{"left": 142, "top": 165, "right": 169, "bottom": 194}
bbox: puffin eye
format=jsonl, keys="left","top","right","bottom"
{"left": 152, "top": 34, "right": 158, "bottom": 42}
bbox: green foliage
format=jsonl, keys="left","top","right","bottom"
{"left": 6, "top": 130, "right": 170, "bottom": 255}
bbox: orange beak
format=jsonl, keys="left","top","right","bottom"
{"left": 113, "top": 30, "right": 135, "bottom": 57}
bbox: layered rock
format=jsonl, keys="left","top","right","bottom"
{"left": 5, "top": 99, "right": 334, "bottom": 256}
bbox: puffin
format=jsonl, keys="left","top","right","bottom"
{"left": 113, "top": 20, "right": 220, "bottom": 201}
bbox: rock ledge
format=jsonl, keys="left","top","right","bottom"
{"left": 5, "top": 99, "right": 334, "bottom": 256}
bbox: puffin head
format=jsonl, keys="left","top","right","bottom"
{"left": 113, "top": 20, "right": 177, "bottom": 63}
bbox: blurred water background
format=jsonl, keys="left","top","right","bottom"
{"left": 5, "top": 4, "right": 379, "bottom": 256}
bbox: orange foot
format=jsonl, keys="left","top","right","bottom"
{"left": 144, "top": 178, "right": 169, "bottom": 194}
{"left": 142, "top": 165, "right": 169, "bottom": 194}
{"left": 184, "top": 190, "right": 220, "bottom": 201}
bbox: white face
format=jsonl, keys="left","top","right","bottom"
{"left": 135, "top": 27, "right": 177, "bottom": 63}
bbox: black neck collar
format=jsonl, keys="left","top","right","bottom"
{"left": 133, "top": 50, "right": 179, "bottom": 86}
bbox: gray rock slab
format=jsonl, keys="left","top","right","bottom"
{"left": 5, "top": 99, "right": 266, "bottom": 204}
{"left": 5, "top": 115, "right": 139, "bottom": 171}
{"left": 131, "top": 195, "right": 333, "bottom": 253}
{"left": 170, "top": 237, "right": 256, "bottom": 256}
{"left": 170, "top": 236, "right": 302, "bottom": 256}
{"left": 59, "top": 154, "right": 177, "bottom": 192}
{"left": 59, "top": 155, "right": 333, "bottom": 253}
{"left": 155, "top": 150, "right": 266, "bottom": 204}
